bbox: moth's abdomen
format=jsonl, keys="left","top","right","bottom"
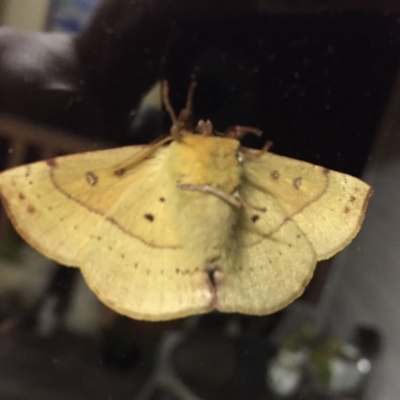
{"left": 172, "top": 189, "right": 237, "bottom": 253}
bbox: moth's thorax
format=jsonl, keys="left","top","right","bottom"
{"left": 167, "top": 132, "right": 242, "bottom": 193}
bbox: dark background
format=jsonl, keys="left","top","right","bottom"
{"left": 0, "top": 1, "right": 398, "bottom": 399}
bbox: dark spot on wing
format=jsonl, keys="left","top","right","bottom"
{"left": 86, "top": 172, "right": 98, "bottom": 186}
{"left": 106, "top": 215, "right": 179, "bottom": 250}
{"left": 144, "top": 213, "right": 154, "bottom": 222}
{"left": 47, "top": 206, "right": 53, "bottom": 211}
{"left": 161, "top": 269, "right": 164, "bottom": 275}
{"left": 121, "top": 254, "right": 125, "bottom": 259}
{"left": 251, "top": 215, "right": 260, "bottom": 223}
{"left": 146, "top": 269, "right": 150, "bottom": 275}
{"left": 29, "top": 181, "right": 33, "bottom": 185}
{"left": 114, "top": 168, "right": 126, "bottom": 177}
{"left": 97, "top": 236, "right": 102, "bottom": 241}
{"left": 46, "top": 158, "right": 57, "bottom": 167}
{"left": 293, "top": 177, "right": 302, "bottom": 189}
{"left": 134, "top": 262, "right": 138, "bottom": 269}
{"left": 159, "top": 197, "right": 165, "bottom": 202}
{"left": 271, "top": 170, "right": 280, "bottom": 180}
{"left": 19, "top": 193, "right": 25, "bottom": 200}
{"left": 344, "top": 206, "right": 350, "bottom": 214}
{"left": 350, "top": 196, "right": 356, "bottom": 202}
{"left": 27, "top": 205, "right": 36, "bottom": 214}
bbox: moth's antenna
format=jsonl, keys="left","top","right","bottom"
{"left": 162, "top": 81, "right": 178, "bottom": 124}
{"left": 174, "top": 81, "right": 197, "bottom": 135}
{"left": 163, "top": 80, "right": 198, "bottom": 141}
{"left": 185, "top": 81, "right": 197, "bottom": 113}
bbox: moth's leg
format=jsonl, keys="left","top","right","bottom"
{"left": 233, "top": 190, "right": 267, "bottom": 212}
{"left": 255, "top": 140, "right": 273, "bottom": 159}
{"left": 241, "top": 141, "right": 273, "bottom": 162}
{"left": 224, "top": 125, "right": 262, "bottom": 140}
{"left": 111, "top": 135, "right": 173, "bottom": 176}
{"left": 177, "top": 182, "right": 241, "bottom": 208}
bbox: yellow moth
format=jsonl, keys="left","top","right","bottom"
{"left": 0, "top": 82, "right": 372, "bottom": 321}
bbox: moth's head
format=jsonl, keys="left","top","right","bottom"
{"left": 161, "top": 81, "right": 261, "bottom": 192}
{"left": 167, "top": 130, "right": 243, "bottom": 192}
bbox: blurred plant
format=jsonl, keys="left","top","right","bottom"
{"left": 0, "top": 226, "right": 23, "bottom": 262}
{"left": 310, "top": 336, "right": 341, "bottom": 386}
